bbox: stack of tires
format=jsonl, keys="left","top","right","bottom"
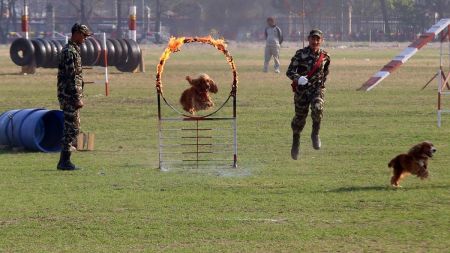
{"left": 9, "top": 37, "right": 141, "bottom": 72}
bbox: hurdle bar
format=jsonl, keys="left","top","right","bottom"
{"left": 359, "top": 19, "right": 450, "bottom": 91}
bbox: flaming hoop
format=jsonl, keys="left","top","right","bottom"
{"left": 155, "top": 36, "right": 238, "bottom": 118}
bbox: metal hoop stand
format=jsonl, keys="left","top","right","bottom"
{"left": 155, "top": 37, "right": 238, "bottom": 170}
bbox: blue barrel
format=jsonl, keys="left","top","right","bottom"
{"left": 0, "top": 108, "right": 64, "bottom": 152}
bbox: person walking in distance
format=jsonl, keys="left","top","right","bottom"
{"left": 264, "top": 17, "right": 283, "bottom": 73}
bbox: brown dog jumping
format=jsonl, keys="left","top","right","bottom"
{"left": 180, "top": 74, "right": 218, "bottom": 114}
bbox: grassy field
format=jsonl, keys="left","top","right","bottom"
{"left": 0, "top": 42, "right": 449, "bottom": 252}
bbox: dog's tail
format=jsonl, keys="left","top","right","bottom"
{"left": 388, "top": 157, "right": 397, "bottom": 168}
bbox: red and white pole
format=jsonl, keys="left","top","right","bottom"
{"left": 21, "top": 4, "right": 29, "bottom": 39}
{"left": 102, "top": 33, "right": 110, "bottom": 96}
{"left": 128, "top": 5, "right": 137, "bottom": 41}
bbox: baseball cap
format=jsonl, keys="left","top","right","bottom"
{"left": 309, "top": 29, "right": 323, "bottom": 38}
{"left": 71, "top": 23, "right": 93, "bottom": 36}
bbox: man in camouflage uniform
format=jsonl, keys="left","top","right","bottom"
{"left": 286, "top": 29, "right": 330, "bottom": 160}
{"left": 56, "top": 23, "right": 92, "bottom": 170}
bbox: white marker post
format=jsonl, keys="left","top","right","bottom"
{"left": 20, "top": 4, "right": 35, "bottom": 74}
{"left": 22, "top": 5, "right": 29, "bottom": 39}
{"left": 102, "top": 32, "right": 110, "bottom": 96}
{"left": 128, "top": 5, "right": 137, "bottom": 41}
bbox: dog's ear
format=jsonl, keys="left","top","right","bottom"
{"left": 409, "top": 142, "right": 424, "bottom": 156}
{"left": 209, "top": 80, "right": 219, "bottom": 93}
{"left": 186, "top": 76, "right": 194, "bottom": 85}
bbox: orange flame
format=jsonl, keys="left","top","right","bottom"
{"left": 156, "top": 36, "right": 238, "bottom": 95}
{"left": 168, "top": 36, "right": 186, "bottom": 53}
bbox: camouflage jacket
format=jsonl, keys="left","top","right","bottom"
{"left": 286, "top": 46, "right": 330, "bottom": 89}
{"left": 57, "top": 40, "right": 83, "bottom": 106}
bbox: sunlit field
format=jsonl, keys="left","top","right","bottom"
{"left": 0, "top": 41, "right": 449, "bottom": 252}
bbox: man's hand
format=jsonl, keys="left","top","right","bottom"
{"left": 75, "top": 100, "right": 84, "bottom": 109}
{"left": 297, "top": 76, "right": 308, "bottom": 86}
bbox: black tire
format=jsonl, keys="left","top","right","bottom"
{"left": 52, "top": 40, "right": 63, "bottom": 53}
{"left": 108, "top": 39, "right": 123, "bottom": 67}
{"left": 80, "top": 41, "right": 88, "bottom": 66}
{"left": 106, "top": 39, "right": 116, "bottom": 66}
{"left": 9, "top": 38, "right": 35, "bottom": 66}
{"left": 37, "top": 38, "right": 53, "bottom": 68}
{"left": 116, "top": 39, "right": 141, "bottom": 72}
{"left": 87, "top": 37, "right": 101, "bottom": 66}
{"left": 51, "top": 40, "right": 63, "bottom": 68}
{"left": 105, "top": 39, "right": 115, "bottom": 66}
{"left": 46, "top": 40, "right": 59, "bottom": 68}
{"left": 116, "top": 38, "right": 129, "bottom": 67}
{"left": 96, "top": 39, "right": 115, "bottom": 66}
{"left": 56, "top": 40, "right": 66, "bottom": 48}
{"left": 82, "top": 39, "right": 95, "bottom": 66}
{"left": 31, "top": 39, "right": 47, "bottom": 67}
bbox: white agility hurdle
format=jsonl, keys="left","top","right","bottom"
{"left": 359, "top": 19, "right": 450, "bottom": 91}
{"left": 359, "top": 19, "right": 450, "bottom": 126}
{"left": 155, "top": 37, "right": 238, "bottom": 170}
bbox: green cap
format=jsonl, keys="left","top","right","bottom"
{"left": 309, "top": 29, "right": 323, "bottom": 38}
{"left": 71, "top": 23, "right": 93, "bottom": 36}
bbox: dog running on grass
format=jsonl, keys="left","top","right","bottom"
{"left": 388, "top": 141, "right": 436, "bottom": 187}
{"left": 180, "top": 74, "right": 219, "bottom": 114}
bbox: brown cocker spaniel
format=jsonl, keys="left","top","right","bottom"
{"left": 180, "top": 74, "right": 218, "bottom": 114}
{"left": 388, "top": 141, "right": 436, "bottom": 187}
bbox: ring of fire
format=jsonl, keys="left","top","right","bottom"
{"left": 156, "top": 36, "right": 238, "bottom": 97}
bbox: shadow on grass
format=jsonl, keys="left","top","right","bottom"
{"left": 0, "top": 72, "right": 27, "bottom": 76}
{"left": 328, "top": 186, "right": 390, "bottom": 192}
{"left": 328, "top": 184, "right": 450, "bottom": 192}
{"left": 0, "top": 147, "right": 32, "bottom": 154}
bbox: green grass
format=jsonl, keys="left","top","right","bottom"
{"left": 0, "top": 43, "right": 449, "bottom": 252}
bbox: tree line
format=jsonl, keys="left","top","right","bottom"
{"left": 1, "top": 0, "right": 449, "bottom": 43}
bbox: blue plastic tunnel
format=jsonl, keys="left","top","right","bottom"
{"left": 0, "top": 108, "right": 64, "bottom": 152}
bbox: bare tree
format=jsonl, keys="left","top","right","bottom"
{"left": 379, "top": 0, "right": 392, "bottom": 40}
{"left": 67, "top": 0, "right": 105, "bottom": 26}
{"left": 0, "top": 0, "right": 6, "bottom": 43}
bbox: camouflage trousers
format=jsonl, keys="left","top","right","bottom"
{"left": 60, "top": 105, "right": 80, "bottom": 151}
{"left": 291, "top": 87, "right": 325, "bottom": 134}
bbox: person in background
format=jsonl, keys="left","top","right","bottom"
{"left": 264, "top": 17, "right": 283, "bottom": 73}
{"left": 56, "top": 23, "right": 92, "bottom": 170}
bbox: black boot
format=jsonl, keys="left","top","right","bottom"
{"left": 57, "top": 151, "right": 79, "bottom": 170}
{"left": 311, "top": 122, "right": 321, "bottom": 150}
{"left": 291, "top": 133, "right": 300, "bottom": 160}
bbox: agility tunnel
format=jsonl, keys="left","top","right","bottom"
{"left": 9, "top": 37, "right": 141, "bottom": 72}
{"left": 0, "top": 108, "right": 64, "bottom": 152}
